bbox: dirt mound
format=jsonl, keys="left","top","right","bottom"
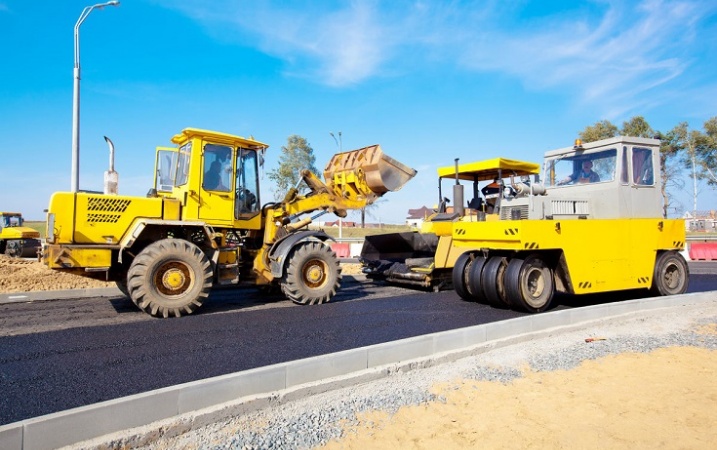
{"left": 0, "top": 255, "right": 363, "bottom": 294}
{"left": 0, "top": 255, "right": 113, "bottom": 293}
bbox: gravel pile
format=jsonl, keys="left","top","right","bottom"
{"left": 101, "top": 302, "right": 717, "bottom": 450}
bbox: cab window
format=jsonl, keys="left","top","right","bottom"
{"left": 202, "top": 144, "right": 232, "bottom": 192}
{"left": 632, "top": 147, "right": 654, "bottom": 185}
{"left": 235, "top": 148, "right": 260, "bottom": 216}
{"left": 175, "top": 143, "right": 192, "bottom": 187}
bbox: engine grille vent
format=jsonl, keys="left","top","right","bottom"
{"left": 87, "top": 197, "right": 132, "bottom": 213}
{"left": 87, "top": 213, "right": 122, "bottom": 223}
{"left": 551, "top": 200, "right": 589, "bottom": 215}
{"left": 500, "top": 205, "right": 529, "bottom": 220}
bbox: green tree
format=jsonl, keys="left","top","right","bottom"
{"left": 654, "top": 129, "right": 686, "bottom": 217}
{"left": 666, "top": 122, "right": 707, "bottom": 215}
{"left": 578, "top": 120, "right": 618, "bottom": 142}
{"left": 696, "top": 116, "right": 717, "bottom": 186}
{"left": 620, "top": 116, "right": 679, "bottom": 217}
{"left": 620, "top": 116, "right": 654, "bottom": 138}
{"left": 267, "top": 135, "right": 319, "bottom": 201}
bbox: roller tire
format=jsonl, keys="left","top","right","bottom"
{"left": 466, "top": 255, "right": 488, "bottom": 303}
{"left": 481, "top": 256, "right": 510, "bottom": 308}
{"left": 650, "top": 251, "right": 689, "bottom": 296}
{"left": 504, "top": 255, "right": 554, "bottom": 313}
{"left": 282, "top": 241, "right": 341, "bottom": 305}
{"left": 127, "top": 239, "right": 213, "bottom": 318}
{"left": 452, "top": 252, "right": 475, "bottom": 301}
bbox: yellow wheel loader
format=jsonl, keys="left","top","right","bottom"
{"left": 42, "top": 128, "right": 416, "bottom": 317}
{"left": 450, "top": 136, "right": 688, "bottom": 313}
{"left": 0, "top": 212, "right": 41, "bottom": 258}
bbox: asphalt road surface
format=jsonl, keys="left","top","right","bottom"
{"left": 1, "top": 261, "right": 716, "bottom": 425}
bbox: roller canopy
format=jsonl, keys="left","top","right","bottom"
{"left": 437, "top": 158, "right": 540, "bottom": 182}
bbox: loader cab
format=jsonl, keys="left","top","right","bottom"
{"left": 167, "top": 128, "right": 268, "bottom": 229}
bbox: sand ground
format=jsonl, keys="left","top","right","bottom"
{"left": 322, "top": 342, "right": 717, "bottom": 449}
{"left": 0, "top": 255, "right": 365, "bottom": 293}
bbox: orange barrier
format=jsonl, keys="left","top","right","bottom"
{"left": 330, "top": 242, "right": 350, "bottom": 258}
{"left": 688, "top": 242, "right": 717, "bottom": 261}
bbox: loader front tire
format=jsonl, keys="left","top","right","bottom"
{"left": 115, "top": 278, "right": 130, "bottom": 298}
{"left": 127, "top": 239, "right": 213, "bottom": 318}
{"left": 282, "top": 241, "right": 341, "bottom": 305}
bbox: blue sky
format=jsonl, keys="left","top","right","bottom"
{"left": 1, "top": 0, "right": 716, "bottom": 222}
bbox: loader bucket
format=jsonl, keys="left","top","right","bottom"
{"left": 323, "top": 145, "right": 417, "bottom": 200}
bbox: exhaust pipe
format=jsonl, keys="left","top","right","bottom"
{"left": 104, "top": 136, "right": 119, "bottom": 195}
{"left": 453, "top": 158, "right": 464, "bottom": 217}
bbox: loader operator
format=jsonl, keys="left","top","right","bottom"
{"left": 204, "top": 161, "right": 229, "bottom": 191}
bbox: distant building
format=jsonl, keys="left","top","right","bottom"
{"left": 323, "top": 220, "right": 357, "bottom": 228}
{"left": 406, "top": 206, "right": 433, "bottom": 228}
{"left": 683, "top": 210, "right": 717, "bottom": 232}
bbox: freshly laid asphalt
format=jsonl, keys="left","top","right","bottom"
{"left": 1, "top": 263, "right": 717, "bottom": 426}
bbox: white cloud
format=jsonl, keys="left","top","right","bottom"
{"left": 455, "top": 1, "right": 711, "bottom": 114}
{"left": 159, "top": 1, "right": 717, "bottom": 113}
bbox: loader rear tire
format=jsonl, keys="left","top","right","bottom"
{"left": 504, "top": 255, "right": 554, "bottom": 313}
{"left": 282, "top": 241, "right": 341, "bottom": 305}
{"left": 650, "top": 251, "right": 689, "bottom": 296}
{"left": 127, "top": 239, "right": 213, "bottom": 318}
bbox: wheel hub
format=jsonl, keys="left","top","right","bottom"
{"left": 526, "top": 268, "right": 545, "bottom": 297}
{"left": 162, "top": 269, "right": 186, "bottom": 291}
{"left": 306, "top": 264, "right": 325, "bottom": 284}
{"left": 156, "top": 262, "right": 191, "bottom": 295}
{"left": 664, "top": 263, "right": 680, "bottom": 289}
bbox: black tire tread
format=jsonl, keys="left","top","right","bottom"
{"left": 127, "top": 239, "right": 212, "bottom": 318}
{"left": 282, "top": 241, "right": 341, "bottom": 305}
{"left": 481, "top": 256, "right": 509, "bottom": 308}
{"left": 650, "top": 251, "right": 689, "bottom": 296}
{"left": 505, "top": 255, "right": 554, "bottom": 313}
{"left": 452, "top": 252, "right": 474, "bottom": 301}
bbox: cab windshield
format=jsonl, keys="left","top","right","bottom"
{"left": 546, "top": 148, "right": 617, "bottom": 186}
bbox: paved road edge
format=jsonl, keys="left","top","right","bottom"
{"left": 1, "top": 292, "right": 715, "bottom": 450}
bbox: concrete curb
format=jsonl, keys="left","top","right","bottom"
{"left": 0, "top": 287, "right": 122, "bottom": 304}
{"left": 1, "top": 291, "right": 715, "bottom": 450}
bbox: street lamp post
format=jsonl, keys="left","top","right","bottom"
{"left": 72, "top": 1, "right": 120, "bottom": 192}
{"left": 329, "top": 132, "right": 343, "bottom": 237}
